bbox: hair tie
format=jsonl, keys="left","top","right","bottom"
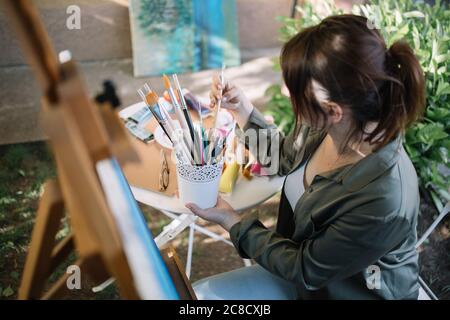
{"left": 385, "top": 48, "right": 392, "bottom": 63}
{"left": 385, "top": 47, "right": 399, "bottom": 73}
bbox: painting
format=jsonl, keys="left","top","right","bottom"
{"left": 129, "top": 0, "right": 241, "bottom": 77}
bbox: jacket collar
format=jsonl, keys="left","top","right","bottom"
{"left": 318, "top": 135, "right": 404, "bottom": 192}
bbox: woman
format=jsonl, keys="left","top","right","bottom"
{"left": 186, "top": 14, "right": 425, "bottom": 300}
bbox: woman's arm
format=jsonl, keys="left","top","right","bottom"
{"left": 229, "top": 201, "right": 410, "bottom": 295}
{"left": 210, "top": 75, "right": 311, "bottom": 176}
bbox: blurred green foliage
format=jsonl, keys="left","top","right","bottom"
{"left": 265, "top": 0, "right": 450, "bottom": 206}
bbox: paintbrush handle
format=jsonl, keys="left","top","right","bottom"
{"left": 145, "top": 103, "right": 172, "bottom": 143}
{"left": 214, "top": 138, "right": 226, "bottom": 159}
{"left": 212, "top": 69, "right": 225, "bottom": 129}
{"left": 172, "top": 74, "right": 195, "bottom": 142}
{"left": 172, "top": 139, "right": 191, "bottom": 164}
{"left": 158, "top": 120, "right": 173, "bottom": 143}
{"left": 212, "top": 100, "right": 221, "bottom": 128}
{"left": 168, "top": 87, "right": 195, "bottom": 161}
{"left": 168, "top": 87, "right": 190, "bottom": 131}
{"left": 160, "top": 102, "right": 176, "bottom": 133}
{"left": 182, "top": 107, "right": 195, "bottom": 142}
{"left": 151, "top": 103, "right": 174, "bottom": 143}
{"left": 209, "top": 135, "right": 219, "bottom": 162}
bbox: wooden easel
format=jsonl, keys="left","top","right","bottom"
{"left": 3, "top": 0, "right": 195, "bottom": 300}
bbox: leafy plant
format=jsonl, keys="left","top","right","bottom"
{"left": 265, "top": 0, "right": 450, "bottom": 206}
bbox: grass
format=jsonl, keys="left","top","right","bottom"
{"left": 0, "top": 142, "right": 56, "bottom": 298}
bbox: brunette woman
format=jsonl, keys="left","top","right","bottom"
{"left": 186, "top": 14, "right": 425, "bottom": 300}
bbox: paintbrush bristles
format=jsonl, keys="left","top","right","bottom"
{"left": 145, "top": 91, "right": 159, "bottom": 106}
{"left": 162, "top": 74, "right": 171, "bottom": 90}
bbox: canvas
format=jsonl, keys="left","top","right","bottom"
{"left": 129, "top": 0, "right": 241, "bottom": 77}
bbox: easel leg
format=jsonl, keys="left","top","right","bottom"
{"left": 49, "top": 232, "right": 75, "bottom": 271}
{"left": 19, "top": 179, "right": 65, "bottom": 300}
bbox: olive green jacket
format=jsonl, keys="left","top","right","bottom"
{"left": 230, "top": 108, "right": 420, "bottom": 300}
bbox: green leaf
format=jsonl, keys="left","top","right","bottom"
{"left": 412, "top": 25, "right": 421, "bottom": 50}
{"left": 437, "top": 189, "right": 450, "bottom": 202}
{"left": 435, "top": 53, "right": 450, "bottom": 64}
{"left": 2, "top": 286, "right": 14, "bottom": 297}
{"left": 436, "top": 81, "right": 450, "bottom": 96}
{"left": 403, "top": 11, "right": 425, "bottom": 18}
{"left": 390, "top": 23, "right": 410, "bottom": 43}
{"left": 438, "top": 147, "right": 449, "bottom": 164}
{"left": 418, "top": 124, "right": 448, "bottom": 144}
{"left": 10, "top": 271, "right": 20, "bottom": 280}
{"left": 426, "top": 106, "right": 450, "bottom": 122}
{"left": 429, "top": 189, "right": 444, "bottom": 212}
{"left": 436, "top": 65, "right": 447, "bottom": 75}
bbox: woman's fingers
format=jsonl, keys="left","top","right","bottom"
{"left": 211, "top": 75, "right": 223, "bottom": 100}
{"left": 185, "top": 197, "right": 239, "bottom": 231}
{"left": 185, "top": 203, "right": 223, "bottom": 225}
{"left": 223, "top": 88, "right": 240, "bottom": 103}
{"left": 221, "top": 101, "right": 240, "bottom": 111}
{"left": 210, "top": 74, "right": 240, "bottom": 110}
{"left": 212, "top": 74, "right": 221, "bottom": 87}
{"left": 211, "top": 75, "right": 233, "bottom": 99}
{"left": 209, "top": 92, "right": 216, "bottom": 108}
{"left": 210, "top": 86, "right": 240, "bottom": 111}
{"left": 185, "top": 203, "right": 207, "bottom": 218}
{"left": 210, "top": 90, "right": 236, "bottom": 109}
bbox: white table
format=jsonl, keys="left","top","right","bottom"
{"left": 120, "top": 102, "right": 284, "bottom": 277}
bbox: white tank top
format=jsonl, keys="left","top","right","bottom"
{"left": 284, "top": 164, "right": 307, "bottom": 211}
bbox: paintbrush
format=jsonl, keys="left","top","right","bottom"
{"left": 163, "top": 74, "right": 190, "bottom": 134}
{"left": 208, "top": 134, "right": 219, "bottom": 164}
{"left": 144, "top": 86, "right": 177, "bottom": 141}
{"left": 172, "top": 74, "right": 195, "bottom": 143}
{"left": 163, "top": 74, "right": 195, "bottom": 160}
{"left": 143, "top": 90, "right": 173, "bottom": 143}
{"left": 137, "top": 85, "right": 170, "bottom": 139}
{"left": 192, "top": 124, "right": 203, "bottom": 165}
{"left": 211, "top": 127, "right": 232, "bottom": 164}
{"left": 207, "top": 64, "right": 226, "bottom": 162}
{"left": 212, "top": 64, "right": 226, "bottom": 129}
{"left": 147, "top": 91, "right": 193, "bottom": 162}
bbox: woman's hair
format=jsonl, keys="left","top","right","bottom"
{"left": 280, "top": 14, "right": 425, "bottom": 150}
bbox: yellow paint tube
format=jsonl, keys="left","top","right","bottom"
{"left": 219, "top": 161, "right": 240, "bottom": 193}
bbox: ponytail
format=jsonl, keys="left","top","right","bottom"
{"left": 374, "top": 40, "right": 425, "bottom": 144}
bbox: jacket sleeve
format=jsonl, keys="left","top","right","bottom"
{"left": 229, "top": 201, "right": 411, "bottom": 295}
{"left": 235, "top": 108, "right": 309, "bottom": 176}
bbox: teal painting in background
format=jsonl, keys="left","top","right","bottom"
{"left": 129, "top": 0, "right": 241, "bottom": 77}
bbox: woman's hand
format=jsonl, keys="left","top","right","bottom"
{"left": 185, "top": 196, "right": 242, "bottom": 232}
{"left": 210, "top": 75, "right": 254, "bottom": 128}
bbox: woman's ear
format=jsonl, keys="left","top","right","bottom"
{"left": 323, "top": 101, "right": 343, "bottom": 124}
